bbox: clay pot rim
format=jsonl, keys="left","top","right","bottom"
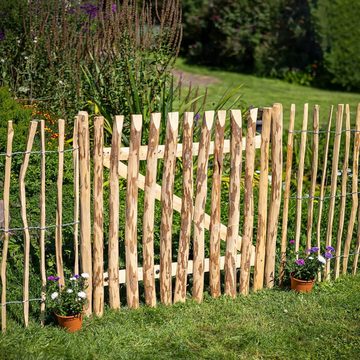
{"left": 55, "top": 313, "right": 82, "bottom": 319}
{"left": 290, "top": 273, "right": 315, "bottom": 283}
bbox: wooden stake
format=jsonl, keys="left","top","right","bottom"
{"left": 108, "top": 116, "right": 123, "bottom": 309}
{"left": 192, "top": 111, "right": 214, "bottom": 303}
{"left": 20, "top": 121, "right": 38, "bottom": 327}
{"left": 343, "top": 104, "right": 360, "bottom": 274}
{"left": 143, "top": 113, "right": 161, "bottom": 307}
{"left": 240, "top": 108, "right": 257, "bottom": 295}
{"left": 264, "top": 103, "right": 283, "bottom": 288}
{"left": 78, "top": 111, "right": 92, "bottom": 315}
{"left": 325, "top": 104, "right": 344, "bottom": 280}
{"left": 40, "top": 120, "right": 46, "bottom": 325}
{"left": 306, "top": 106, "right": 319, "bottom": 250}
{"left": 125, "top": 115, "right": 142, "bottom": 309}
{"left": 73, "top": 116, "right": 80, "bottom": 275}
{"left": 278, "top": 105, "right": 295, "bottom": 286}
{"left": 93, "top": 116, "right": 104, "bottom": 316}
{"left": 209, "top": 110, "right": 226, "bottom": 298}
{"left": 295, "top": 104, "right": 308, "bottom": 253}
{"left": 316, "top": 106, "right": 333, "bottom": 278}
{"left": 352, "top": 202, "right": 360, "bottom": 275}
{"left": 224, "top": 110, "right": 242, "bottom": 298}
{"left": 160, "top": 112, "right": 179, "bottom": 305}
{"left": 55, "top": 119, "right": 65, "bottom": 286}
{"left": 334, "top": 105, "right": 350, "bottom": 278}
{"left": 1, "top": 121, "right": 14, "bottom": 333}
{"left": 254, "top": 107, "right": 272, "bottom": 290}
{"left": 174, "top": 112, "right": 194, "bottom": 303}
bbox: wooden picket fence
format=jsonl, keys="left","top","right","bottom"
{"left": 1, "top": 103, "right": 360, "bottom": 331}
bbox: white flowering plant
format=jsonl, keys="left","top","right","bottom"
{"left": 47, "top": 273, "right": 89, "bottom": 316}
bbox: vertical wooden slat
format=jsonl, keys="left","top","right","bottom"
{"left": 316, "top": 106, "right": 333, "bottom": 273}
{"left": 55, "top": 119, "right": 65, "bottom": 287}
{"left": 325, "top": 104, "right": 344, "bottom": 280}
{"left": 343, "top": 104, "right": 360, "bottom": 274}
{"left": 125, "top": 115, "right": 142, "bottom": 309}
{"left": 143, "top": 113, "right": 161, "bottom": 307}
{"left": 240, "top": 108, "right": 257, "bottom": 295}
{"left": 1, "top": 121, "right": 14, "bottom": 333}
{"left": 174, "top": 112, "right": 194, "bottom": 303}
{"left": 192, "top": 111, "right": 214, "bottom": 303}
{"left": 108, "top": 116, "right": 123, "bottom": 310}
{"left": 294, "top": 104, "right": 308, "bottom": 253}
{"left": 20, "top": 120, "right": 38, "bottom": 327}
{"left": 224, "top": 110, "right": 242, "bottom": 298}
{"left": 160, "top": 112, "right": 179, "bottom": 305}
{"left": 306, "top": 105, "right": 319, "bottom": 250}
{"left": 253, "top": 107, "right": 272, "bottom": 290}
{"left": 73, "top": 116, "right": 80, "bottom": 275}
{"left": 278, "top": 105, "right": 295, "bottom": 286}
{"left": 78, "top": 111, "right": 92, "bottom": 315}
{"left": 93, "top": 116, "right": 104, "bottom": 316}
{"left": 264, "top": 103, "right": 283, "bottom": 288}
{"left": 352, "top": 200, "right": 360, "bottom": 275}
{"left": 209, "top": 110, "right": 226, "bottom": 298}
{"left": 334, "top": 105, "right": 350, "bottom": 278}
{"left": 39, "top": 120, "right": 46, "bottom": 325}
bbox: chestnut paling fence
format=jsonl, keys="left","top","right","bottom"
{"left": 1, "top": 103, "right": 360, "bottom": 332}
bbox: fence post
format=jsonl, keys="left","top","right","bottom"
{"left": 209, "top": 110, "right": 226, "bottom": 298}
{"left": 93, "top": 116, "right": 104, "bottom": 316}
{"left": 278, "top": 105, "right": 295, "bottom": 286}
{"left": 125, "top": 115, "right": 142, "bottom": 309}
{"left": 174, "top": 112, "right": 194, "bottom": 303}
{"left": 1, "top": 121, "right": 14, "bottom": 333}
{"left": 143, "top": 113, "right": 161, "bottom": 307}
{"left": 264, "top": 103, "right": 282, "bottom": 288}
{"left": 73, "top": 116, "right": 80, "bottom": 275}
{"left": 224, "top": 110, "right": 242, "bottom": 298}
{"left": 325, "top": 104, "right": 344, "bottom": 280}
{"left": 78, "top": 111, "right": 92, "bottom": 315}
{"left": 160, "top": 112, "right": 178, "bottom": 305}
{"left": 334, "top": 105, "right": 350, "bottom": 278}
{"left": 192, "top": 111, "right": 214, "bottom": 303}
{"left": 240, "top": 108, "right": 257, "bottom": 295}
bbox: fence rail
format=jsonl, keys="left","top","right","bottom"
{"left": 1, "top": 103, "right": 360, "bottom": 331}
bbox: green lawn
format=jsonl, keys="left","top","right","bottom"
{"left": 176, "top": 59, "right": 360, "bottom": 127}
{"left": 1, "top": 275, "right": 359, "bottom": 359}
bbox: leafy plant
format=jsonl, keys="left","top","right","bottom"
{"left": 47, "top": 273, "right": 89, "bottom": 316}
{"left": 285, "top": 240, "right": 335, "bottom": 281}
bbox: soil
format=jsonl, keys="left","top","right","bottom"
{"left": 171, "top": 69, "right": 220, "bottom": 87}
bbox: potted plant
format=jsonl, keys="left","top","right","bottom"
{"left": 286, "top": 240, "right": 335, "bottom": 292}
{"left": 47, "top": 273, "right": 89, "bottom": 332}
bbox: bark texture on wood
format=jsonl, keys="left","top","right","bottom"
{"left": 93, "top": 116, "right": 104, "bottom": 316}
{"left": 192, "top": 111, "right": 214, "bottom": 303}
{"left": 160, "top": 112, "right": 179, "bottom": 305}
{"left": 224, "top": 110, "right": 242, "bottom": 298}
{"left": 108, "top": 116, "right": 123, "bottom": 309}
{"left": 1, "top": 121, "right": 14, "bottom": 332}
{"left": 209, "top": 110, "right": 226, "bottom": 298}
{"left": 143, "top": 113, "right": 161, "bottom": 307}
{"left": 264, "top": 104, "right": 283, "bottom": 288}
{"left": 73, "top": 116, "right": 80, "bottom": 275}
{"left": 240, "top": 108, "right": 257, "bottom": 295}
{"left": 125, "top": 115, "right": 142, "bottom": 309}
{"left": 254, "top": 108, "right": 272, "bottom": 290}
{"left": 174, "top": 112, "right": 194, "bottom": 303}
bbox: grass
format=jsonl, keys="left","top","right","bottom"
{"left": 1, "top": 275, "right": 359, "bottom": 359}
{"left": 175, "top": 58, "right": 360, "bottom": 127}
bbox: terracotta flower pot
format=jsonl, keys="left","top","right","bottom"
{"left": 290, "top": 274, "right": 315, "bottom": 293}
{"left": 55, "top": 313, "right": 82, "bottom": 332}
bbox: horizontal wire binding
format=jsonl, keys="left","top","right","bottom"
{"left": 288, "top": 129, "right": 360, "bottom": 134}
{"left": 1, "top": 251, "right": 359, "bottom": 307}
{"left": 0, "top": 147, "right": 79, "bottom": 158}
{"left": 290, "top": 191, "right": 360, "bottom": 201}
{"left": 0, "top": 221, "right": 79, "bottom": 233}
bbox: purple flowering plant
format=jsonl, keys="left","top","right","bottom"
{"left": 47, "top": 273, "right": 89, "bottom": 316}
{"left": 286, "top": 240, "right": 335, "bottom": 281}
